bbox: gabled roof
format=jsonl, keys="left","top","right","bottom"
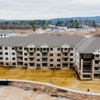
{"left": 82, "top": 37, "right": 100, "bottom": 53}
{"left": 60, "top": 36, "right": 85, "bottom": 47}
{"left": 0, "top": 34, "right": 86, "bottom": 47}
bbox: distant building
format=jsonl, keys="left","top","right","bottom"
{"left": 0, "top": 30, "right": 13, "bottom": 38}
{"left": 46, "top": 25, "right": 58, "bottom": 30}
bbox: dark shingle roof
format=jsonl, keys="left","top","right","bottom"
{"left": 0, "top": 34, "right": 86, "bottom": 47}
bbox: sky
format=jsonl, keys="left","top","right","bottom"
{"left": 0, "top": 0, "right": 100, "bottom": 20}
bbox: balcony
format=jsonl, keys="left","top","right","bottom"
{"left": 83, "top": 70, "right": 91, "bottom": 73}
{"left": 94, "top": 57, "right": 100, "bottom": 60}
{"left": 94, "top": 70, "right": 100, "bottom": 74}
{"left": 42, "top": 50, "right": 48, "bottom": 52}
{"left": 17, "top": 54, "right": 23, "bottom": 57}
{"left": 0, "top": 49, "right": 2, "bottom": 52}
{"left": 42, "top": 60, "right": 48, "bottom": 63}
{"left": 62, "top": 60, "right": 68, "bottom": 63}
{"left": 29, "top": 55, "right": 34, "bottom": 58}
{"left": 94, "top": 64, "right": 100, "bottom": 67}
{"left": 62, "top": 55, "right": 68, "bottom": 58}
{"left": 42, "top": 55, "right": 48, "bottom": 58}
{"left": 17, "top": 59, "right": 23, "bottom": 62}
{"left": 28, "top": 49, "right": 34, "bottom": 52}
{"left": 0, "top": 55, "right": 3, "bottom": 57}
{"left": 17, "top": 48, "right": 22, "bottom": 51}
{"left": 29, "top": 60, "right": 34, "bottom": 63}
{"left": 62, "top": 50, "right": 68, "bottom": 52}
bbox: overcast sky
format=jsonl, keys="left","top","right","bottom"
{"left": 0, "top": 0, "right": 100, "bottom": 20}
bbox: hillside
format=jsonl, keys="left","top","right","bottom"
{"left": 49, "top": 16, "right": 100, "bottom": 22}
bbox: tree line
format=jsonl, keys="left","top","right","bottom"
{"left": 0, "top": 19, "right": 98, "bottom": 31}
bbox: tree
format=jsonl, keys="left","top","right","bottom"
{"left": 29, "top": 21, "right": 36, "bottom": 31}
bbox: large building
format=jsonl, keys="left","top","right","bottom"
{"left": 0, "top": 34, "right": 100, "bottom": 80}
{"left": 0, "top": 30, "right": 13, "bottom": 38}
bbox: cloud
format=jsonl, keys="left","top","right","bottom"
{"left": 0, "top": 0, "right": 100, "bottom": 19}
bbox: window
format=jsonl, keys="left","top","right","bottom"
{"left": 37, "top": 54, "right": 40, "bottom": 56}
{"left": 95, "top": 68, "right": 98, "bottom": 70}
{"left": 95, "top": 55, "right": 99, "bottom": 57}
{"left": 57, "top": 59, "right": 60, "bottom": 61}
{"left": 64, "top": 53, "right": 67, "bottom": 56}
{"left": 57, "top": 54, "right": 60, "bottom": 56}
{"left": 50, "top": 59, "right": 53, "bottom": 61}
{"left": 70, "top": 64, "right": 73, "bottom": 66}
{"left": 5, "top": 47, "right": 8, "bottom": 50}
{"left": 43, "top": 48, "right": 46, "bottom": 50}
{"left": 37, "top": 48, "right": 39, "bottom": 51}
{"left": 24, "top": 48, "right": 27, "bottom": 50}
{"left": 12, "top": 52, "right": 15, "bottom": 55}
{"left": 57, "top": 48, "right": 60, "bottom": 51}
{"left": 37, "top": 59, "right": 40, "bottom": 61}
{"left": 50, "top": 54, "right": 53, "bottom": 56}
{"left": 37, "top": 64, "right": 40, "bottom": 67}
{"left": 0, "top": 57, "right": 3, "bottom": 60}
{"left": 95, "top": 61, "right": 99, "bottom": 64}
{"left": 83, "top": 54, "right": 92, "bottom": 58}
{"left": 83, "top": 75, "right": 91, "bottom": 78}
{"left": 30, "top": 53, "right": 34, "bottom": 56}
{"left": 50, "top": 48, "right": 53, "bottom": 51}
{"left": 24, "top": 53, "right": 27, "bottom": 56}
{"left": 25, "top": 63, "right": 28, "bottom": 66}
{"left": 0, "top": 52, "right": 2, "bottom": 55}
{"left": 5, "top": 57, "right": 8, "bottom": 60}
{"left": 57, "top": 64, "right": 60, "bottom": 67}
{"left": 24, "top": 58, "right": 27, "bottom": 61}
{"left": 6, "top": 62, "right": 9, "bottom": 65}
{"left": 70, "top": 48, "right": 73, "bottom": 50}
{"left": 19, "top": 47, "right": 22, "bottom": 50}
{"left": 70, "top": 58, "right": 73, "bottom": 61}
{"left": 64, "top": 58, "right": 67, "bottom": 61}
{"left": 0, "top": 47, "right": 2, "bottom": 50}
{"left": 12, "top": 57, "right": 15, "bottom": 60}
{"left": 70, "top": 53, "right": 73, "bottom": 56}
{"left": 12, "top": 63, "right": 16, "bottom": 65}
{"left": 5, "top": 52, "right": 8, "bottom": 55}
{"left": 50, "top": 64, "right": 53, "bottom": 67}
{"left": 65, "top": 48, "right": 67, "bottom": 51}
{"left": 12, "top": 47, "right": 15, "bottom": 50}
{"left": 30, "top": 48, "right": 33, "bottom": 50}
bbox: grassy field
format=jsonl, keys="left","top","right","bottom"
{"left": 0, "top": 67, "right": 100, "bottom": 93}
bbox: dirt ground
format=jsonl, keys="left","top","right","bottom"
{"left": 0, "top": 67, "right": 99, "bottom": 93}
{"left": 0, "top": 86, "right": 68, "bottom": 100}
{"left": 9, "top": 81, "right": 100, "bottom": 100}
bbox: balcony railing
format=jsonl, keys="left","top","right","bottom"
{"left": 62, "top": 55, "right": 68, "bottom": 58}
{"left": 62, "top": 60, "right": 68, "bottom": 63}
{"left": 17, "top": 54, "right": 23, "bottom": 57}
{"left": 42, "top": 60, "right": 48, "bottom": 63}
{"left": 42, "top": 50, "right": 48, "bottom": 52}
{"left": 29, "top": 60, "right": 34, "bottom": 63}
{"left": 83, "top": 70, "right": 91, "bottom": 73}
{"left": 17, "top": 49, "right": 22, "bottom": 51}
{"left": 94, "top": 70, "right": 100, "bottom": 74}
{"left": 29, "top": 55, "right": 34, "bottom": 58}
{"left": 94, "top": 64, "right": 100, "bottom": 67}
{"left": 94, "top": 57, "right": 100, "bottom": 60}
{"left": 42, "top": 55, "right": 48, "bottom": 58}
{"left": 17, "top": 59, "right": 23, "bottom": 62}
